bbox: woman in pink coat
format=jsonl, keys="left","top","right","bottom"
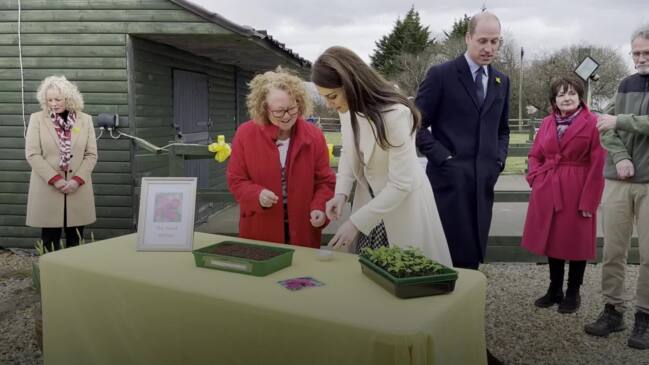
{"left": 521, "top": 76, "right": 605, "bottom": 313}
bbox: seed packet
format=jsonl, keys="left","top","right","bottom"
{"left": 278, "top": 276, "right": 325, "bottom": 291}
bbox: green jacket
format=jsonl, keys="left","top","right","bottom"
{"left": 600, "top": 73, "right": 649, "bottom": 182}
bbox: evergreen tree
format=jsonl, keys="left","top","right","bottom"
{"left": 370, "top": 7, "right": 432, "bottom": 78}
{"left": 444, "top": 14, "right": 470, "bottom": 40}
{"left": 440, "top": 14, "right": 471, "bottom": 59}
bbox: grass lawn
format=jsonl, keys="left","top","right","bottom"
{"left": 325, "top": 131, "right": 529, "bottom": 174}
{"left": 505, "top": 134, "right": 530, "bottom": 174}
{"left": 509, "top": 133, "right": 530, "bottom": 144}
{"left": 503, "top": 157, "right": 527, "bottom": 174}
{"left": 323, "top": 132, "right": 341, "bottom": 146}
{"left": 326, "top": 132, "right": 530, "bottom": 146}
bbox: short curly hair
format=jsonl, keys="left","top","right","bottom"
{"left": 548, "top": 76, "right": 586, "bottom": 112}
{"left": 36, "top": 75, "right": 84, "bottom": 113}
{"left": 246, "top": 68, "right": 312, "bottom": 124}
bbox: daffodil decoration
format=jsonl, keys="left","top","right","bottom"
{"left": 327, "top": 143, "right": 334, "bottom": 162}
{"left": 207, "top": 134, "right": 231, "bottom": 163}
{"left": 495, "top": 77, "right": 501, "bottom": 84}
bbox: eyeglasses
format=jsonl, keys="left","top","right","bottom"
{"left": 269, "top": 105, "right": 298, "bottom": 118}
{"left": 630, "top": 50, "right": 649, "bottom": 59}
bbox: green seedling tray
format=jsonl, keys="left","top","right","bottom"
{"left": 193, "top": 241, "right": 294, "bottom": 277}
{"left": 359, "top": 256, "right": 458, "bottom": 298}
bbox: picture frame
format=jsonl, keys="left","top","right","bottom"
{"left": 136, "top": 177, "right": 197, "bottom": 251}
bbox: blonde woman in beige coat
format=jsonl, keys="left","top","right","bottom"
{"left": 25, "top": 75, "right": 97, "bottom": 250}
{"left": 312, "top": 46, "right": 452, "bottom": 266}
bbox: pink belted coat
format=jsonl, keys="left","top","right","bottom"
{"left": 521, "top": 108, "right": 605, "bottom": 260}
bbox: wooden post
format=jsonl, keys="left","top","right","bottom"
{"left": 168, "top": 145, "right": 184, "bottom": 177}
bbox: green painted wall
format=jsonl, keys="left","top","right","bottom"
{"left": 0, "top": 0, "right": 244, "bottom": 247}
{"left": 130, "top": 36, "right": 253, "bottom": 222}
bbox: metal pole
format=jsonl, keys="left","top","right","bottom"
{"left": 518, "top": 47, "right": 524, "bottom": 132}
{"left": 587, "top": 77, "right": 592, "bottom": 108}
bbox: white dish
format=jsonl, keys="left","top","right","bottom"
{"left": 316, "top": 249, "right": 334, "bottom": 261}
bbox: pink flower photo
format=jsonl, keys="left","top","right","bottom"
{"left": 153, "top": 193, "right": 183, "bottom": 223}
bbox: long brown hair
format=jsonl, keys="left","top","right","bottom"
{"left": 311, "top": 46, "right": 421, "bottom": 149}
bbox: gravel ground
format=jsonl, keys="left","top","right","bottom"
{"left": 483, "top": 263, "right": 647, "bottom": 365}
{"left": 1, "top": 249, "right": 647, "bottom": 365}
{"left": 0, "top": 249, "right": 41, "bottom": 365}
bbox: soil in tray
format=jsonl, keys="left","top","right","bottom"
{"left": 207, "top": 243, "right": 282, "bottom": 261}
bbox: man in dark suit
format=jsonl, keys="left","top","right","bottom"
{"left": 416, "top": 12, "right": 510, "bottom": 270}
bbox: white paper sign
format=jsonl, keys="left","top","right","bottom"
{"left": 137, "top": 177, "right": 197, "bottom": 251}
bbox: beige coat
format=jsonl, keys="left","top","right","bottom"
{"left": 25, "top": 111, "right": 97, "bottom": 227}
{"left": 336, "top": 104, "right": 452, "bottom": 266}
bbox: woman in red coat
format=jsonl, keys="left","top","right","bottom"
{"left": 226, "top": 69, "right": 336, "bottom": 248}
{"left": 522, "top": 76, "right": 605, "bottom": 313}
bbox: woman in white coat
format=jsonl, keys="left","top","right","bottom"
{"left": 311, "top": 46, "right": 452, "bottom": 266}
{"left": 25, "top": 75, "right": 97, "bottom": 250}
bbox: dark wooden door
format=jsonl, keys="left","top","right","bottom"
{"left": 173, "top": 69, "right": 210, "bottom": 189}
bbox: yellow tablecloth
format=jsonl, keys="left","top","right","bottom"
{"left": 41, "top": 232, "right": 487, "bottom": 365}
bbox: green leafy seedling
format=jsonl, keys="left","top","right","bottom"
{"left": 361, "top": 246, "right": 444, "bottom": 278}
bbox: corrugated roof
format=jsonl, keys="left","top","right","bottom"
{"left": 169, "top": 0, "right": 311, "bottom": 68}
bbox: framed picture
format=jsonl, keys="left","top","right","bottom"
{"left": 137, "top": 177, "right": 197, "bottom": 251}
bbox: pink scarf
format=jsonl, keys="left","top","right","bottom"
{"left": 49, "top": 111, "right": 76, "bottom": 171}
{"left": 554, "top": 107, "right": 582, "bottom": 142}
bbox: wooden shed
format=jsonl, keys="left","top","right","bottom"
{"left": 0, "top": 0, "right": 310, "bottom": 248}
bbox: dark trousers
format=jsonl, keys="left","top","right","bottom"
{"left": 41, "top": 226, "right": 84, "bottom": 251}
{"left": 284, "top": 221, "right": 290, "bottom": 244}
{"left": 456, "top": 262, "right": 480, "bottom": 270}
{"left": 548, "top": 257, "right": 587, "bottom": 292}
{"left": 41, "top": 192, "right": 84, "bottom": 251}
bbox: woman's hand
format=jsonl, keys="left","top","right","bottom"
{"left": 327, "top": 220, "right": 359, "bottom": 251}
{"left": 61, "top": 180, "right": 79, "bottom": 194}
{"left": 258, "top": 189, "right": 279, "bottom": 208}
{"left": 325, "top": 193, "right": 346, "bottom": 221}
{"left": 310, "top": 210, "right": 326, "bottom": 228}
{"left": 53, "top": 179, "right": 67, "bottom": 192}
{"left": 580, "top": 210, "right": 592, "bottom": 218}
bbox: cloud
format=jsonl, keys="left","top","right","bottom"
{"left": 191, "top": 0, "right": 649, "bottom": 69}
{"left": 271, "top": 14, "right": 396, "bottom": 63}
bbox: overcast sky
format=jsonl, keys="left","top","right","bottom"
{"left": 191, "top": 0, "right": 648, "bottom": 71}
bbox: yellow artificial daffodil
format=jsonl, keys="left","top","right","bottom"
{"left": 208, "top": 135, "right": 231, "bottom": 163}
{"left": 327, "top": 143, "right": 334, "bottom": 162}
{"left": 495, "top": 77, "right": 501, "bottom": 84}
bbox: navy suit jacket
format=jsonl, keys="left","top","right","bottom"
{"left": 415, "top": 55, "right": 510, "bottom": 265}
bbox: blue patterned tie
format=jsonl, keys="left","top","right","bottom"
{"left": 475, "top": 67, "right": 485, "bottom": 106}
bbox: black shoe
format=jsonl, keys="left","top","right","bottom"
{"left": 558, "top": 291, "right": 581, "bottom": 314}
{"left": 628, "top": 311, "right": 649, "bottom": 350}
{"left": 534, "top": 286, "right": 563, "bottom": 308}
{"left": 487, "top": 348, "right": 503, "bottom": 365}
{"left": 584, "top": 304, "right": 626, "bottom": 337}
